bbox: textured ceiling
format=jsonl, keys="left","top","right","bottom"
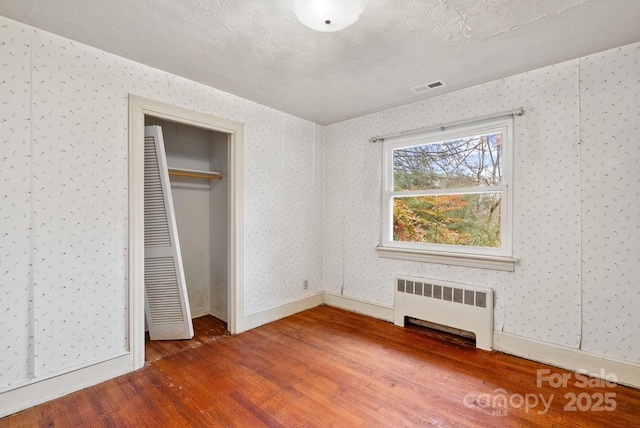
{"left": 2, "top": 0, "right": 640, "bottom": 125}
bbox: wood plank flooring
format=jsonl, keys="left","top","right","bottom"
{"left": 2, "top": 305, "right": 639, "bottom": 427}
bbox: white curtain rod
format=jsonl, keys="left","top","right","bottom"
{"left": 369, "top": 107, "right": 525, "bottom": 143}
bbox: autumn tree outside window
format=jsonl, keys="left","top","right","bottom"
{"left": 380, "top": 117, "right": 514, "bottom": 261}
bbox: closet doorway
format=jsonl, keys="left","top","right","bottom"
{"left": 128, "top": 96, "right": 244, "bottom": 369}
{"left": 145, "top": 117, "right": 229, "bottom": 327}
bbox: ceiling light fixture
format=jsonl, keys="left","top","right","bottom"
{"left": 293, "top": 0, "right": 363, "bottom": 32}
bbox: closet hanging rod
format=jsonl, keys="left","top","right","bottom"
{"left": 167, "top": 167, "right": 223, "bottom": 180}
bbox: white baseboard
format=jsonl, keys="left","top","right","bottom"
{"left": 190, "top": 308, "right": 211, "bottom": 319}
{"left": 0, "top": 353, "right": 134, "bottom": 418}
{"left": 191, "top": 307, "right": 227, "bottom": 323}
{"left": 242, "top": 293, "right": 324, "bottom": 331}
{"left": 323, "top": 292, "right": 395, "bottom": 323}
{"left": 494, "top": 331, "right": 640, "bottom": 389}
{"left": 208, "top": 309, "right": 228, "bottom": 324}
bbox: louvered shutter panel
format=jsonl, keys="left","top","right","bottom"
{"left": 144, "top": 125, "right": 194, "bottom": 340}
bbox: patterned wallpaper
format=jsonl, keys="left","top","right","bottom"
{"left": 322, "top": 43, "right": 639, "bottom": 362}
{"left": 30, "top": 26, "right": 129, "bottom": 376}
{"left": 579, "top": 45, "right": 640, "bottom": 361}
{"left": 0, "top": 18, "right": 32, "bottom": 387}
{"left": 502, "top": 62, "right": 582, "bottom": 348}
{"left": 0, "top": 15, "right": 323, "bottom": 389}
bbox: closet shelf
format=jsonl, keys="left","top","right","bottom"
{"left": 168, "top": 167, "right": 223, "bottom": 180}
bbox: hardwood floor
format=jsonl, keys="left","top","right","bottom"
{"left": 2, "top": 305, "right": 639, "bottom": 427}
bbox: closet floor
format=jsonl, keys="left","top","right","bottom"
{"left": 145, "top": 315, "right": 228, "bottom": 362}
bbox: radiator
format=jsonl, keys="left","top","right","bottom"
{"left": 394, "top": 275, "right": 493, "bottom": 351}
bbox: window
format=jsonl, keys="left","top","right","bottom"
{"left": 379, "top": 117, "right": 515, "bottom": 270}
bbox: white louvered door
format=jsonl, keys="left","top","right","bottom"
{"left": 144, "top": 125, "right": 194, "bottom": 340}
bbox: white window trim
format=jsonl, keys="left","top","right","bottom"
{"left": 376, "top": 246, "right": 518, "bottom": 271}
{"left": 377, "top": 116, "right": 518, "bottom": 271}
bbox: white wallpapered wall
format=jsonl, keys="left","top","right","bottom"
{"left": 30, "top": 20, "right": 129, "bottom": 377}
{"left": 322, "top": 44, "right": 640, "bottom": 362}
{"left": 0, "top": 15, "right": 322, "bottom": 389}
{"left": 0, "top": 19, "right": 32, "bottom": 387}
{"left": 579, "top": 45, "right": 640, "bottom": 359}
{"left": 502, "top": 62, "right": 582, "bottom": 348}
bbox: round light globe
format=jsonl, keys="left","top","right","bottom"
{"left": 293, "top": 0, "right": 364, "bottom": 32}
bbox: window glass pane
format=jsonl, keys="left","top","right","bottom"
{"left": 393, "top": 193, "right": 502, "bottom": 247}
{"left": 393, "top": 132, "right": 503, "bottom": 191}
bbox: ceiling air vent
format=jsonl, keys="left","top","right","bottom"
{"left": 411, "top": 80, "right": 446, "bottom": 94}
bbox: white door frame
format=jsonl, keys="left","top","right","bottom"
{"left": 128, "top": 95, "right": 244, "bottom": 369}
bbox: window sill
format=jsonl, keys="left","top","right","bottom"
{"left": 376, "top": 246, "right": 518, "bottom": 271}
